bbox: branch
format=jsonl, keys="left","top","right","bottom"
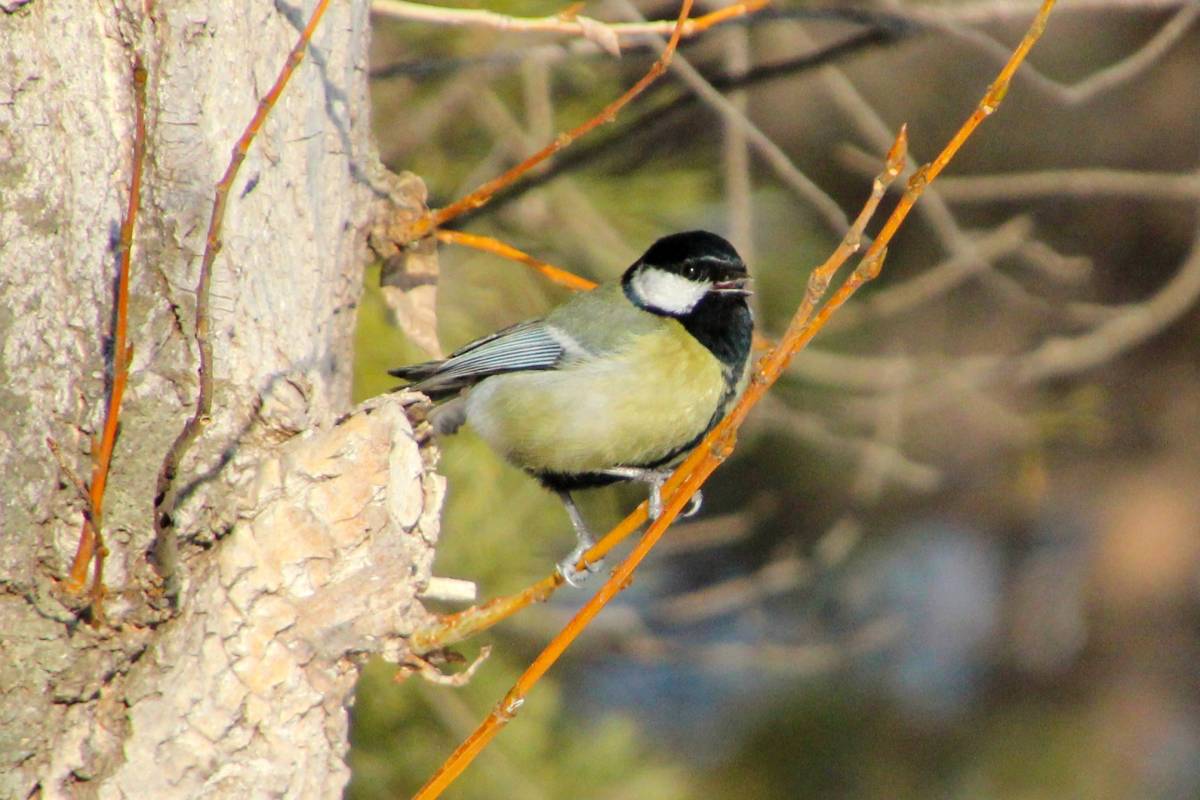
{"left": 371, "top": 0, "right": 766, "bottom": 53}
{"left": 152, "top": 0, "right": 332, "bottom": 602}
{"left": 64, "top": 56, "right": 147, "bottom": 616}
{"left": 1012, "top": 223, "right": 1200, "bottom": 384}
{"left": 928, "top": 168, "right": 1200, "bottom": 204}
{"left": 434, "top": 230, "right": 597, "bottom": 292}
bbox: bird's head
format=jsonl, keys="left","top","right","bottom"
{"left": 623, "top": 230, "right": 751, "bottom": 318}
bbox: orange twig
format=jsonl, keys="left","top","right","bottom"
{"left": 411, "top": 2, "right": 1057, "bottom": 795}
{"left": 65, "top": 57, "right": 147, "bottom": 612}
{"left": 403, "top": 0, "right": 698, "bottom": 242}
{"left": 152, "top": 0, "right": 332, "bottom": 600}
{"left": 434, "top": 230, "right": 597, "bottom": 292}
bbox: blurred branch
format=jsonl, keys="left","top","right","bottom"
{"left": 917, "top": 0, "right": 1188, "bottom": 24}
{"left": 721, "top": 23, "right": 756, "bottom": 264}
{"left": 841, "top": 144, "right": 1200, "bottom": 202}
{"left": 828, "top": 215, "right": 1036, "bottom": 331}
{"left": 849, "top": 352, "right": 913, "bottom": 504}
{"left": 839, "top": 216, "right": 1200, "bottom": 412}
{"left": 932, "top": 169, "right": 1200, "bottom": 204}
{"left": 617, "top": 614, "right": 900, "bottom": 673}
{"left": 1016, "top": 239, "right": 1093, "bottom": 286}
{"left": 927, "top": 2, "right": 1199, "bottom": 105}
{"left": 372, "top": 0, "right": 767, "bottom": 54}
{"left": 1021, "top": 2, "right": 1199, "bottom": 103}
{"left": 656, "top": 550, "right": 811, "bottom": 624}
{"left": 758, "top": 395, "right": 941, "bottom": 492}
{"left": 1012, "top": 220, "right": 1200, "bottom": 384}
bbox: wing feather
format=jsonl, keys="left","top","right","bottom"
{"left": 390, "top": 320, "right": 568, "bottom": 397}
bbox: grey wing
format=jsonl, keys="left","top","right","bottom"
{"left": 389, "top": 320, "right": 568, "bottom": 397}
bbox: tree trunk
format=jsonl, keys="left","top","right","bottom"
{"left": 0, "top": 1, "right": 437, "bottom": 796}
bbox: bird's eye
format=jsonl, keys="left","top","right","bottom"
{"left": 683, "top": 264, "right": 700, "bottom": 280}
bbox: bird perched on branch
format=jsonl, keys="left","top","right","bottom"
{"left": 391, "top": 230, "right": 754, "bottom": 583}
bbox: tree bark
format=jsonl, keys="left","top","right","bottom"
{"left": 0, "top": 1, "right": 437, "bottom": 796}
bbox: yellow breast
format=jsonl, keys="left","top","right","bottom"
{"left": 465, "top": 323, "right": 727, "bottom": 475}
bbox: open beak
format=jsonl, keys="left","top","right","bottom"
{"left": 713, "top": 277, "right": 752, "bottom": 295}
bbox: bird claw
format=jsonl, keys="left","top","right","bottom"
{"left": 647, "top": 484, "right": 664, "bottom": 520}
{"left": 556, "top": 545, "right": 604, "bottom": 587}
{"left": 648, "top": 484, "right": 702, "bottom": 521}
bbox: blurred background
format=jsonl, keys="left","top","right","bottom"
{"left": 349, "top": 1, "right": 1200, "bottom": 797}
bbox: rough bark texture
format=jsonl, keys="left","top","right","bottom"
{"left": 0, "top": 1, "right": 436, "bottom": 797}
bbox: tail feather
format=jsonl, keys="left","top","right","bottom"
{"left": 388, "top": 360, "right": 441, "bottom": 381}
{"left": 389, "top": 359, "right": 470, "bottom": 399}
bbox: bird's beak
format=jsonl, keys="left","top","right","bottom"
{"left": 713, "top": 277, "right": 752, "bottom": 295}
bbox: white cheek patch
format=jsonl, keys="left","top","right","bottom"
{"left": 631, "top": 268, "right": 708, "bottom": 315}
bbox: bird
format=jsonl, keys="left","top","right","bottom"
{"left": 390, "top": 230, "right": 754, "bottom": 583}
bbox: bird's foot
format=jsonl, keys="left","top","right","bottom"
{"left": 556, "top": 544, "right": 604, "bottom": 587}
{"left": 648, "top": 484, "right": 703, "bottom": 521}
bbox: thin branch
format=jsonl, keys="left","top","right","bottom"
{"left": 914, "top": 0, "right": 1183, "bottom": 25}
{"left": 151, "top": 0, "right": 332, "bottom": 601}
{"left": 722, "top": 23, "right": 756, "bottom": 264}
{"left": 371, "top": 0, "right": 766, "bottom": 49}
{"left": 655, "top": 552, "right": 810, "bottom": 625}
{"left": 46, "top": 437, "right": 92, "bottom": 507}
{"left": 758, "top": 396, "right": 941, "bottom": 493}
{"left": 1012, "top": 221, "right": 1200, "bottom": 384}
{"left": 63, "top": 57, "right": 147, "bottom": 615}
{"left": 931, "top": 168, "right": 1200, "bottom": 204}
{"left": 827, "top": 215, "right": 1036, "bottom": 331}
{"left": 434, "top": 230, "right": 597, "bottom": 292}
{"left": 413, "top": 4, "right": 1057, "bottom": 792}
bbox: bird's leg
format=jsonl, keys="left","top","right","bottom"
{"left": 600, "top": 467, "right": 703, "bottom": 521}
{"left": 556, "top": 490, "right": 603, "bottom": 587}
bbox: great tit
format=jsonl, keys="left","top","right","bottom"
{"left": 390, "top": 230, "right": 754, "bottom": 581}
